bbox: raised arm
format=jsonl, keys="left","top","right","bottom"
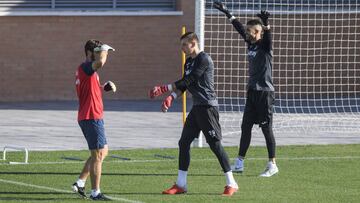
{"left": 92, "top": 50, "right": 108, "bottom": 71}
{"left": 213, "top": 1, "right": 247, "bottom": 41}
{"left": 262, "top": 29, "right": 272, "bottom": 52}
{"left": 257, "top": 10, "right": 272, "bottom": 51}
{"left": 92, "top": 44, "right": 115, "bottom": 71}
{"left": 230, "top": 18, "right": 247, "bottom": 42}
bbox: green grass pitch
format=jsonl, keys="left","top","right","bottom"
{"left": 0, "top": 144, "right": 359, "bottom": 202}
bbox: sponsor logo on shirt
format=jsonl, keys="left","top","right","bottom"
{"left": 185, "top": 61, "right": 194, "bottom": 75}
{"left": 248, "top": 44, "right": 258, "bottom": 59}
{"left": 248, "top": 50, "right": 257, "bottom": 58}
{"left": 208, "top": 130, "right": 216, "bottom": 138}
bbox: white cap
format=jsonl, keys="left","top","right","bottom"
{"left": 94, "top": 44, "right": 115, "bottom": 52}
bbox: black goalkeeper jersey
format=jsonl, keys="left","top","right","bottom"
{"left": 175, "top": 51, "right": 218, "bottom": 107}
{"left": 231, "top": 19, "right": 275, "bottom": 92}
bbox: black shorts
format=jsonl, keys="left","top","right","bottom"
{"left": 243, "top": 89, "right": 275, "bottom": 127}
{"left": 180, "top": 105, "right": 222, "bottom": 143}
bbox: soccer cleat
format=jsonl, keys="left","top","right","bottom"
{"left": 72, "top": 182, "right": 87, "bottom": 198}
{"left": 259, "top": 162, "right": 279, "bottom": 177}
{"left": 231, "top": 158, "right": 244, "bottom": 173}
{"left": 89, "top": 193, "right": 111, "bottom": 201}
{"left": 162, "top": 184, "right": 187, "bottom": 195}
{"left": 222, "top": 185, "right": 238, "bottom": 196}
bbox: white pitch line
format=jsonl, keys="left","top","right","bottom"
{"left": 106, "top": 195, "right": 144, "bottom": 203}
{"left": 0, "top": 178, "right": 144, "bottom": 203}
{"left": 0, "top": 178, "right": 72, "bottom": 194}
{"left": 269, "top": 156, "right": 360, "bottom": 160}
{"left": 1, "top": 156, "right": 360, "bottom": 165}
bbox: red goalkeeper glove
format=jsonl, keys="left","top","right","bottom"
{"left": 161, "top": 93, "right": 177, "bottom": 112}
{"left": 149, "top": 84, "right": 172, "bottom": 99}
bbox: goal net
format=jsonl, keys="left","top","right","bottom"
{"left": 203, "top": 0, "right": 360, "bottom": 142}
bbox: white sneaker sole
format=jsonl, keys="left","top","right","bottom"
{"left": 231, "top": 165, "right": 244, "bottom": 173}
{"left": 259, "top": 169, "right": 279, "bottom": 177}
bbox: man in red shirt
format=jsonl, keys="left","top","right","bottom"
{"left": 73, "top": 39, "right": 116, "bottom": 201}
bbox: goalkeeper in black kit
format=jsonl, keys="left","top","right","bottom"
{"left": 214, "top": 1, "right": 279, "bottom": 177}
{"left": 149, "top": 32, "right": 238, "bottom": 196}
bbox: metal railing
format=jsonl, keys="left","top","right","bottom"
{"left": 205, "top": 0, "right": 360, "bottom": 12}
{"left": 0, "top": 0, "right": 177, "bottom": 11}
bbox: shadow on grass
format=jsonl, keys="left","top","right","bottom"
{"left": 108, "top": 192, "right": 165, "bottom": 196}
{"left": 107, "top": 192, "right": 221, "bottom": 196}
{"left": 0, "top": 197, "right": 81, "bottom": 201}
{"left": 0, "top": 192, "right": 69, "bottom": 195}
{"left": 184, "top": 193, "right": 227, "bottom": 196}
{"left": 233, "top": 174, "right": 262, "bottom": 177}
{"left": 0, "top": 171, "right": 223, "bottom": 177}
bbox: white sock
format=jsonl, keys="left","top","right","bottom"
{"left": 225, "top": 171, "right": 238, "bottom": 188}
{"left": 269, "top": 161, "right": 276, "bottom": 166}
{"left": 76, "top": 179, "right": 86, "bottom": 187}
{"left": 176, "top": 170, "right": 187, "bottom": 188}
{"left": 238, "top": 156, "right": 244, "bottom": 161}
{"left": 91, "top": 189, "right": 100, "bottom": 197}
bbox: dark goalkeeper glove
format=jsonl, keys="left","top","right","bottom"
{"left": 257, "top": 10, "right": 270, "bottom": 26}
{"left": 213, "top": 1, "right": 233, "bottom": 19}
{"left": 103, "top": 81, "right": 116, "bottom": 92}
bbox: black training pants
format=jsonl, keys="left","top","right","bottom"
{"left": 239, "top": 89, "right": 276, "bottom": 159}
{"left": 178, "top": 106, "right": 231, "bottom": 173}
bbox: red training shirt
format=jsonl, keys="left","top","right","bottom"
{"left": 75, "top": 61, "right": 103, "bottom": 121}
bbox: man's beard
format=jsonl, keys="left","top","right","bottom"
{"left": 246, "top": 34, "right": 255, "bottom": 42}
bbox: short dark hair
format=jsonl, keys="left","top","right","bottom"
{"left": 84, "top": 39, "right": 103, "bottom": 56}
{"left": 180, "top": 32, "right": 199, "bottom": 42}
{"left": 246, "top": 19, "right": 263, "bottom": 26}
